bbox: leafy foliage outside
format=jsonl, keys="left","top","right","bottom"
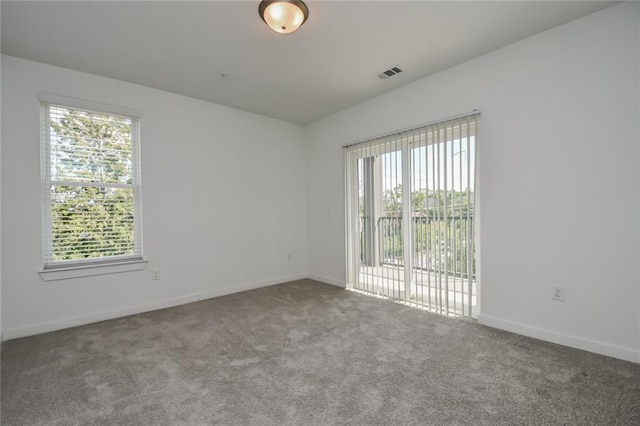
{"left": 362, "top": 184, "right": 476, "bottom": 278}
{"left": 381, "top": 184, "right": 473, "bottom": 217}
{"left": 48, "top": 107, "right": 135, "bottom": 261}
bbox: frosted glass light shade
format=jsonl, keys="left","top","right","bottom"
{"left": 259, "top": 1, "right": 309, "bottom": 34}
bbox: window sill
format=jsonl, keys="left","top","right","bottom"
{"left": 39, "top": 259, "right": 148, "bottom": 282}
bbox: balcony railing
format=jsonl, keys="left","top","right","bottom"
{"left": 360, "top": 216, "right": 475, "bottom": 279}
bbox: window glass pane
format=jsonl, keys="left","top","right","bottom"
{"left": 49, "top": 106, "right": 133, "bottom": 184}
{"left": 50, "top": 185, "right": 135, "bottom": 261}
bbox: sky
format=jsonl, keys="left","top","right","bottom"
{"left": 377, "top": 136, "right": 476, "bottom": 195}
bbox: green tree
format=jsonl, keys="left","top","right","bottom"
{"left": 378, "top": 184, "right": 475, "bottom": 277}
{"left": 382, "top": 185, "right": 403, "bottom": 215}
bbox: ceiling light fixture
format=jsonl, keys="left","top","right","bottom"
{"left": 259, "top": 1, "right": 309, "bottom": 34}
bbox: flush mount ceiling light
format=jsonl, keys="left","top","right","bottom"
{"left": 259, "top": 0, "right": 309, "bottom": 34}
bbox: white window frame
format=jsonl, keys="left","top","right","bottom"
{"left": 38, "top": 93, "right": 146, "bottom": 281}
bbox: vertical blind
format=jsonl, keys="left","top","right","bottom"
{"left": 344, "top": 112, "right": 479, "bottom": 318}
{"left": 41, "top": 101, "right": 143, "bottom": 267}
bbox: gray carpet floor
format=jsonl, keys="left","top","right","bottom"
{"left": 2, "top": 279, "right": 639, "bottom": 425}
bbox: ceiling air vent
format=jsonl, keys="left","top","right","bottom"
{"left": 378, "top": 66, "right": 403, "bottom": 80}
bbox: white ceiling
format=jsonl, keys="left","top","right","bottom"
{"left": 1, "top": 1, "right": 618, "bottom": 124}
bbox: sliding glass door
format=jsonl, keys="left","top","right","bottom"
{"left": 345, "top": 113, "right": 479, "bottom": 318}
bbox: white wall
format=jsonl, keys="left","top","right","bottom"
{"left": 0, "top": 20, "right": 3, "bottom": 343}
{"left": 1, "top": 55, "right": 308, "bottom": 338}
{"left": 637, "top": 3, "right": 640, "bottom": 363}
{"left": 307, "top": 2, "right": 640, "bottom": 363}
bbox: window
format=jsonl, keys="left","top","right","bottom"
{"left": 344, "top": 112, "right": 479, "bottom": 318}
{"left": 40, "top": 94, "right": 143, "bottom": 270}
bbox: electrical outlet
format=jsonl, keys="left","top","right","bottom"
{"left": 152, "top": 270, "right": 160, "bottom": 280}
{"left": 287, "top": 253, "right": 291, "bottom": 261}
{"left": 552, "top": 286, "right": 565, "bottom": 302}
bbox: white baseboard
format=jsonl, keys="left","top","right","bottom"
{"left": 478, "top": 314, "right": 640, "bottom": 364}
{"left": 307, "top": 273, "right": 345, "bottom": 288}
{"left": 2, "top": 273, "right": 308, "bottom": 342}
{"left": 6, "top": 276, "right": 636, "bottom": 365}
